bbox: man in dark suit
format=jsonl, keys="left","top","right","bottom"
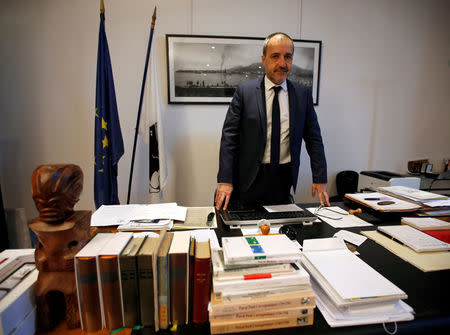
{"left": 215, "top": 32, "right": 329, "bottom": 210}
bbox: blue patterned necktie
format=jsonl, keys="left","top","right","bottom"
{"left": 270, "top": 86, "right": 282, "bottom": 169}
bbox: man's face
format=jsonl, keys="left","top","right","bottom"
{"left": 261, "top": 35, "right": 294, "bottom": 85}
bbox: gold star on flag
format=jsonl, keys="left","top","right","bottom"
{"left": 102, "top": 117, "right": 107, "bottom": 130}
{"left": 102, "top": 135, "right": 108, "bottom": 148}
{"left": 95, "top": 107, "right": 99, "bottom": 117}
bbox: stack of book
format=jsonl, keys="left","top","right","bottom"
{"left": 75, "top": 230, "right": 212, "bottom": 332}
{"left": 209, "top": 234, "right": 315, "bottom": 334}
{"left": 0, "top": 249, "right": 37, "bottom": 335}
{"left": 301, "top": 237, "right": 414, "bottom": 327}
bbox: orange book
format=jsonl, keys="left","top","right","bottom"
{"left": 98, "top": 255, "right": 122, "bottom": 330}
{"left": 210, "top": 313, "right": 314, "bottom": 334}
{"left": 76, "top": 256, "right": 102, "bottom": 332}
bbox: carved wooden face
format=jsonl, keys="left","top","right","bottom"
{"left": 31, "top": 164, "right": 83, "bottom": 223}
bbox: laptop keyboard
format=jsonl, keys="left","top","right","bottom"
{"left": 221, "top": 210, "right": 317, "bottom": 225}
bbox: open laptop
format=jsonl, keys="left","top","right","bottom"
{"left": 219, "top": 204, "right": 317, "bottom": 227}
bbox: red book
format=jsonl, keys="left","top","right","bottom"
{"left": 423, "top": 230, "right": 450, "bottom": 244}
{"left": 192, "top": 240, "right": 212, "bottom": 324}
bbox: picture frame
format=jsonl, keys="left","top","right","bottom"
{"left": 166, "top": 34, "right": 322, "bottom": 105}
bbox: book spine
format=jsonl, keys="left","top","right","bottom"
{"left": 192, "top": 255, "right": 212, "bottom": 324}
{"left": 169, "top": 253, "right": 187, "bottom": 325}
{"left": 213, "top": 284, "right": 311, "bottom": 303}
{"left": 119, "top": 255, "right": 140, "bottom": 328}
{"left": 210, "top": 314, "right": 314, "bottom": 334}
{"left": 188, "top": 237, "right": 195, "bottom": 323}
{"left": 212, "top": 271, "right": 308, "bottom": 294}
{"left": 99, "top": 256, "right": 123, "bottom": 330}
{"left": 158, "top": 251, "right": 170, "bottom": 329}
{"left": 210, "top": 291, "right": 315, "bottom": 315}
{"left": 209, "top": 306, "right": 313, "bottom": 321}
{"left": 137, "top": 254, "right": 155, "bottom": 327}
{"left": 76, "top": 257, "right": 102, "bottom": 332}
{"left": 216, "top": 263, "right": 293, "bottom": 279}
{"left": 224, "top": 256, "right": 301, "bottom": 266}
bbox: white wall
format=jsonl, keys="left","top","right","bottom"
{"left": 0, "top": 0, "right": 449, "bottom": 221}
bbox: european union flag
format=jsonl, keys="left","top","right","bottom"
{"left": 94, "top": 11, "right": 124, "bottom": 208}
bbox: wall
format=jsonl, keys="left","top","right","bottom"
{"left": 0, "top": 0, "right": 449, "bottom": 221}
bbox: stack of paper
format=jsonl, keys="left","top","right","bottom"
{"left": 91, "top": 203, "right": 187, "bottom": 230}
{"left": 301, "top": 238, "right": 414, "bottom": 327}
{"left": 345, "top": 192, "right": 421, "bottom": 212}
{"left": 401, "top": 217, "right": 450, "bottom": 231}
{"left": 209, "top": 235, "right": 315, "bottom": 334}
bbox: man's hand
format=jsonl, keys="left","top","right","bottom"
{"left": 215, "top": 183, "right": 233, "bottom": 210}
{"left": 312, "top": 183, "right": 330, "bottom": 206}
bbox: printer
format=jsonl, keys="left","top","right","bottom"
{"left": 358, "top": 171, "right": 421, "bottom": 192}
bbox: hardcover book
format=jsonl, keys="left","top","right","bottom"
{"left": 157, "top": 232, "right": 174, "bottom": 330}
{"left": 221, "top": 235, "right": 301, "bottom": 265}
{"left": 97, "top": 232, "right": 132, "bottom": 330}
{"left": 209, "top": 313, "right": 313, "bottom": 334}
{"left": 192, "top": 240, "right": 212, "bottom": 324}
{"left": 119, "top": 236, "right": 146, "bottom": 328}
{"left": 75, "top": 233, "right": 115, "bottom": 332}
{"left": 209, "top": 290, "right": 315, "bottom": 316}
{"left": 168, "top": 231, "right": 191, "bottom": 326}
{"left": 137, "top": 232, "right": 165, "bottom": 327}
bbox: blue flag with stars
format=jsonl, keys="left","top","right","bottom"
{"left": 94, "top": 11, "right": 124, "bottom": 208}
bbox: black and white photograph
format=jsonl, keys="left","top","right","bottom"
{"left": 166, "top": 34, "right": 321, "bottom": 105}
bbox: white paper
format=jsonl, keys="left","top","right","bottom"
{"left": 302, "top": 238, "right": 405, "bottom": 300}
{"left": 307, "top": 207, "right": 372, "bottom": 228}
{"left": 91, "top": 203, "right": 187, "bottom": 226}
{"left": 263, "top": 204, "right": 302, "bottom": 212}
{"left": 190, "top": 229, "right": 220, "bottom": 250}
{"left": 334, "top": 230, "right": 367, "bottom": 246}
{"left": 422, "top": 199, "right": 450, "bottom": 207}
{"left": 303, "top": 237, "right": 347, "bottom": 252}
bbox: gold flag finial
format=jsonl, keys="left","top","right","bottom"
{"left": 151, "top": 7, "right": 157, "bottom": 29}
{"left": 100, "top": 0, "right": 105, "bottom": 13}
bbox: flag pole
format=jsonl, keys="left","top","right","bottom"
{"left": 127, "top": 6, "right": 157, "bottom": 204}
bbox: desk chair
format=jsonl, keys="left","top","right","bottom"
{"left": 330, "top": 170, "right": 359, "bottom": 202}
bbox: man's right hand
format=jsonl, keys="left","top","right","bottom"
{"left": 215, "top": 183, "right": 233, "bottom": 210}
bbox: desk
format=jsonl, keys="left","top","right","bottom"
{"left": 38, "top": 202, "right": 450, "bottom": 335}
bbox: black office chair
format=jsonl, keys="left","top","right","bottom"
{"left": 330, "top": 170, "right": 359, "bottom": 202}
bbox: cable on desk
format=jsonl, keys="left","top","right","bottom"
{"left": 383, "top": 321, "right": 398, "bottom": 335}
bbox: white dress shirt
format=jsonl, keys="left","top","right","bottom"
{"left": 262, "top": 76, "right": 291, "bottom": 164}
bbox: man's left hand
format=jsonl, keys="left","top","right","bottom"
{"left": 312, "top": 183, "right": 330, "bottom": 206}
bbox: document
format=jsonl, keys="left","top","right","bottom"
{"left": 377, "top": 185, "right": 447, "bottom": 202}
{"left": 362, "top": 230, "right": 450, "bottom": 272}
{"left": 345, "top": 192, "right": 421, "bottom": 212}
{"left": 307, "top": 206, "right": 372, "bottom": 228}
{"left": 333, "top": 230, "right": 367, "bottom": 247}
{"left": 263, "top": 204, "right": 302, "bottom": 212}
{"left": 302, "top": 238, "right": 406, "bottom": 303}
{"left": 377, "top": 225, "right": 450, "bottom": 252}
{"left": 91, "top": 203, "right": 187, "bottom": 227}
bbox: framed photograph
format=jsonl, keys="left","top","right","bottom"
{"left": 166, "top": 34, "right": 322, "bottom": 105}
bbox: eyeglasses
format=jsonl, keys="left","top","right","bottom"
{"left": 314, "top": 205, "right": 348, "bottom": 220}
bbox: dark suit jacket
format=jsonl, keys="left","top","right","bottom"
{"left": 217, "top": 77, "right": 327, "bottom": 193}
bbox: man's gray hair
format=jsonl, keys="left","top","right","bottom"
{"left": 262, "top": 32, "right": 294, "bottom": 56}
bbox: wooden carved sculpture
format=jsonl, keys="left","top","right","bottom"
{"left": 29, "top": 164, "right": 95, "bottom": 330}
